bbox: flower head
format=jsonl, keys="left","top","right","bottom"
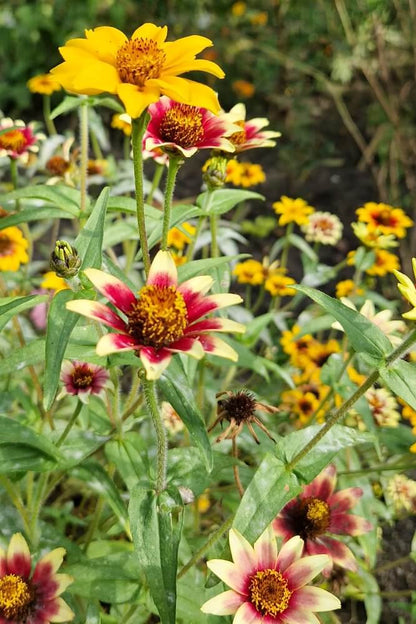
{"left": 111, "top": 112, "right": 132, "bottom": 136}
{"left": 356, "top": 201, "right": 413, "bottom": 239}
{"left": 365, "top": 248, "right": 399, "bottom": 276}
{"left": 167, "top": 222, "right": 196, "bottom": 250}
{"left": 66, "top": 250, "right": 245, "bottom": 379}
{"left": 264, "top": 271, "right": 296, "bottom": 297}
{"left": 27, "top": 73, "right": 62, "bottom": 95}
{"left": 352, "top": 222, "right": 398, "bottom": 249}
{"left": 51, "top": 24, "right": 224, "bottom": 118}
{"left": 144, "top": 96, "right": 236, "bottom": 157}
{"left": 209, "top": 390, "right": 279, "bottom": 443}
{"left": 50, "top": 240, "right": 81, "bottom": 278}
{"left": 0, "top": 532, "right": 74, "bottom": 623}
{"left": 226, "top": 103, "right": 281, "bottom": 152}
{"left": 0, "top": 118, "right": 41, "bottom": 162}
{"left": 365, "top": 386, "right": 400, "bottom": 427}
{"left": 225, "top": 159, "right": 265, "bottom": 187}
{"left": 301, "top": 211, "right": 343, "bottom": 245}
{"left": 60, "top": 360, "right": 110, "bottom": 402}
{"left": 335, "top": 279, "right": 364, "bottom": 299}
{"left": 332, "top": 298, "right": 406, "bottom": 346}
{"left": 201, "top": 525, "right": 341, "bottom": 621}
{"left": 273, "top": 464, "right": 372, "bottom": 575}
{"left": 232, "top": 79, "right": 255, "bottom": 99}
{"left": 0, "top": 227, "right": 29, "bottom": 272}
{"left": 394, "top": 258, "right": 416, "bottom": 319}
{"left": 273, "top": 196, "right": 315, "bottom": 227}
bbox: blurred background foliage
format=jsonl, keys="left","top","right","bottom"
{"left": 2, "top": 0, "right": 416, "bottom": 244}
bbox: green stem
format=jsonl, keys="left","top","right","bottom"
{"left": 90, "top": 129, "right": 103, "bottom": 160}
{"left": 186, "top": 215, "right": 206, "bottom": 261}
{"left": 147, "top": 162, "right": 165, "bottom": 204}
{"left": 131, "top": 113, "right": 151, "bottom": 276}
{"left": 43, "top": 94, "right": 57, "bottom": 135}
{"left": 0, "top": 476, "right": 31, "bottom": 537}
{"left": 210, "top": 213, "right": 219, "bottom": 258}
{"left": 177, "top": 514, "right": 234, "bottom": 579}
{"left": 286, "top": 328, "right": 416, "bottom": 471}
{"left": 142, "top": 377, "right": 167, "bottom": 493}
{"left": 56, "top": 400, "right": 83, "bottom": 447}
{"left": 161, "top": 156, "right": 182, "bottom": 250}
{"left": 79, "top": 99, "right": 89, "bottom": 222}
{"left": 280, "top": 222, "right": 294, "bottom": 270}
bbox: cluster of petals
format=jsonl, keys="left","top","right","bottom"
{"left": 0, "top": 118, "right": 41, "bottom": 162}
{"left": 226, "top": 103, "right": 281, "bottom": 152}
{"left": 0, "top": 226, "right": 29, "bottom": 272}
{"left": 50, "top": 23, "right": 224, "bottom": 119}
{"left": 66, "top": 250, "right": 245, "bottom": 380}
{"left": 27, "top": 73, "right": 62, "bottom": 96}
{"left": 394, "top": 258, "right": 416, "bottom": 320}
{"left": 355, "top": 201, "right": 413, "bottom": 239}
{"left": 273, "top": 196, "right": 315, "bottom": 227}
{"left": 273, "top": 464, "right": 372, "bottom": 576}
{"left": 60, "top": 360, "right": 110, "bottom": 403}
{"left": 201, "top": 525, "right": 340, "bottom": 622}
{"left": 301, "top": 211, "right": 343, "bottom": 246}
{"left": 144, "top": 96, "right": 237, "bottom": 158}
{"left": 332, "top": 298, "right": 406, "bottom": 346}
{"left": 0, "top": 532, "right": 73, "bottom": 623}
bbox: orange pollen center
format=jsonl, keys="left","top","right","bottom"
{"left": 0, "top": 129, "right": 25, "bottom": 152}
{"left": 72, "top": 368, "right": 94, "bottom": 389}
{"left": 159, "top": 105, "right": 204, "bottom": 148}
{"left": 249, "top": 569, "right": 292, "bottom": 617}
{"left": 46, "top": 155, "right": 70, "bottom": 176}
{"left": 316, "top": 218, "right": 333, "bottom": 232}
{"left": 374, "top": 210, "right": 395, "bottom": 226}
{"left": 229, "top": 120, "right": 247, "bottom": 145}
{"left": 127, "top": 284, "right": 188, "bottom": 350}
{"left": 0, "top": 234, "right": 12, "bottom": 256}
{"left": 116, "top": 38, "right": 166, "bottom": 87}
{"left": 0, "top": 574, "right": 35, "bottom": 620}
{"left": 298, "top": 496, "right": 331, "bottom": 538}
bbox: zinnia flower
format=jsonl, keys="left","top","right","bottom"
{"left": 273, "top": 464, "right": 372, "bottom": 575}
{"left": 0, "top": 227, "right": 29, "bottom": 272}
{"left": 0, "top": 118, "right": 41, "bottom": 162}
{"left": 355, "top": 201, "right": 413, "bottom": 239}
{"left": 66, "top": 250, "right": 245, "bottom": 379}
{"left": 394, "top": 258, "right": 416, "bottom": 319}
{"left": 60, "top": 360, "right": 110, "bottom": 402}
{"left": 0, "top": 532, "right": 74, "bottom": 623}
{"left": 226, "top": 103, "right": 281, "bottom": 152}
{"left": 225, "top": 160, "right": 265, "bottom": 187}
{"left": 201, "top": 525, "right": 341, "bottom": 621}
{"left": 144, "top": 96, "right": 236, "bottom": 157}
{"left": 50, "top": 23, "right": 224, "bottom": 118}
{"left": 365, "top": 386, "right": 400, "bottom": 427}
{"left": 273, "top": 196, "right": 315, "bottom": 227}
{"left": 332, "top": 298, "right": 405, "bottom": 346}
{"left": 301, "top": 211, "right": 343, "bottom": 245}
{"left": 27, "top": 74, "right": 62, "bottom": 95}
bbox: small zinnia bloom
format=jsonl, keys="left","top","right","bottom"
{"left": 167, "top": 222, "right": 196, "bottom": 250}
{"left": 27, "top": 73, "right": 62, "bottom": 95}
{"left": 0, "top": 118, "right": 41, "bottom": 162}
{"left": 273, "top": 196, "right": 315, "bottom": 227}
{"left": 51, "top": 24, "right": 224, "bottom": 118}
{"left": 264, "top": 271, "right": 296, "bottom": 297}
{"left": 352, "top": 222, "right": 398, "bottom": 249}
{"left": 201, "top": 525, "right": 341, "bottom": 621}
{"left": 233, "top": 259, "right": 266, "bottom": 286}
{"left": 365, "top": 248, "right": 399, "bottom": 276}
{"left": 226, "top": 103, "right": 281, "bottom": 152}
{"left": 0, "top": 532, "right": 74, "bottom": 623}
{"left": 273, "top": 464, "right": 372, "bottom": 575}
{"left": 144, "top": 96, "right": 236, "bottom": 157}
{"left": 365, "top": 386, "right": 400, "bottom": 427}
{"left": 394, "top": 258, "right": 416, "bottom": 319}
{"left": 385, "top": 474, "right": 416, "bottom": 513}
{"left": 332, "top": 298, "right": 405, "bottom": 346}
{"left": 301, "top": 211, "right": 343, "bottom": 245}
{"left": 0, "top": 227, "right": 29, "bottom": 272}
{"left": 226, "top": 160, "right": 265, "bottom": 187}
{"left": 66, "top": 250, "right": 245, "bottom": 380}
{"left": 335, "top": 279, "right": 364, "bottom": 299}
{"left": 60, "top": 360, "right": 110, "bottom": 402}
{"left": 111, "top": 112, "right": 132, "bottom": 136}
{"left": 356, "top": 201, "right": 413, "bottom": 239}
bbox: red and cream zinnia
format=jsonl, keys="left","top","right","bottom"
{"left": 66, "top": 250, "right": 245, "bottom": 380}
{"left": 0, "top": 533, "right": 74, "bottom": 623}
{"left": 201, "top": 525, "right": 341, "bottom": 622}
{"left": 273, "top": 464, "right": 372, "bottom": 576}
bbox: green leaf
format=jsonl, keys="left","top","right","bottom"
{"left": 0, "top": 339, "right": 45, "bottom": 376}
{"left": 0, "top": 207, "right": 77, "bottom": 229}
{"left": 177, "top": 255, "right": 249, "bottom": 282}
{"left": 288, "top": 233, "right": 318, "bottom": 261}
{"left": 105, "top": 434, "right": 149, "bottom": 491}
{"left": 50, "top": 95, "right": 83, "bottom": 119}
{"left": 294, "top": 285, "right": 392, "bottom": 363}
{"left": 380, "top": 360, "right": 416, "bottom": 411}
{"left": 233, "top": 454, "right": 301, "bottom": 543}
{"left": 143, "top": 205, "right": 201, "bottom": 254}
{"left": 0, "top": 415, "right": 61, "bottom": 472}
{"left": 129, "top": 485, "right": 183, "bottom": 624}
{"left": 159, "top": 359, "right": 212, "bottom": 471}
{"left": 0, "top": 294, "right": 48, "bottom": 331}
{"left": 3, "top": 185, "right": 82, "bottom": 216}
{"left": 76, "top": 187, "right": 109, "bottom": 270}
{"left": 197, "top": 189, "right": 264, "bottom": 216}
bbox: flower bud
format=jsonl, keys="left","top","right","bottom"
{"left": 50, "top": 240, "right": 81, "bottom": 278}
{"left": 202, "top": 154, "right": 228, "bottom": 190}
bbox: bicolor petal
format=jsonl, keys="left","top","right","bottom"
{"left": 200, "top": 589, "right": 244, "bottom": 615}
{"left": 83, "top": 268, "right": 136, "bottom": 313}
{"left": 285, "top": 554, "right": 330, "bottom": 590}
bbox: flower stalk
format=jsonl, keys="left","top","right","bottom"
{"left": 132, "top": 112, "right": 151, "bottom": 275}
{"left": 161, "top": 156, "right": 182, "bottom": 250}
{"left": 141, "top": 374, "right": 168, "bottom": 493}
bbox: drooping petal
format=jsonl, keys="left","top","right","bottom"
{"left": 285, "top": 554, "right": 330, "bottom": 590}
{"left": 117, "top": 83, "right": 161, "bottom": 119}
{"left": 253, "top": 525, "right": 277, "bottom": 569}
{"left": 96, "top": 333, "right": 138, "bottom": 356}
{"left": 198, "top": 335, "right": 238, "bottom": 361}
{"left": 6, "top": 533, "right": 32, "bottom": 577}
{"left": 140, "top": 346, "right": 172, "bottom": 380}
{"left": 302, "top": 464, "right": 336, "bottom": 501}
{"left": 200, "top": 589, "right": 244, "bottom": 615}
{"left": 83, "top": 268, "right": 137, "bottom": 314}
{"left": 275, "top": 535, "right": 304, "bottom": 572}
{"left": 229, "top": 529, "right": 257, "bottom": 572}
{"left": 289, "top": 586, "right": 341, "bottom": 612}
{"left": 66, "top": 300, "right": 127, "bottom": 332}
{"left": 206, "top": 560, "right": 247, "bottom": 594}
{"left": 147, "top": 250, "right": 178, "bottom": 288}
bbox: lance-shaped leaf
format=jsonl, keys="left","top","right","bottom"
{"left": 380, "top": 359, "right": 416, "bottom": 411}
{"left": 3, "top": 184, "right": 82, "bottom": 216}
{"left": 196, "top": 188, "right": 264, "bottom": 216}
{"left": 0, "top": 294, "right": 48, "bottom": 332}
{"left": 0, "top": 415, "right": 62, "bottom": 472}
{"left": 75, "top": 186, "right": 109, "bottom": 270}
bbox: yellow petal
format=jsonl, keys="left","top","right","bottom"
{"left": 164, "top": 57, "right": 224, "bottom": 79}
{"left": 131, "top": 23, "right": 168, "bottom": 44}
{"left": 83, "top": 26, "right": 127, "bottom": 63}
{"left": 117, "top": 83, "right": 160, "bottom": 118}
{"left": 73, "top": 61, "right": 120, "bottom": 94}
{"left": 163, "top": 34, "right": 214, "bottom": 62}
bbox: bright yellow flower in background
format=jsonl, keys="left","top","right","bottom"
{"left": 335, "top": 279, "right": 364, "bottom": 299}
{"left": 40, "top": 271, "right": 69, "bottom": 292}
{"left": 356, "top": 202, "right": 413, "bottom": 239}
{"left": 273, "top": 196, "right": 315, "bottom": 226}
{"left": 167, "top": 222, "right": 196, "bottom": 250}
{"left": 27, "top": 73, "right": 62, "bottom": 95}
{"left": 0, "top": 227, "right": 29, "bottom": 271}
{"left": 231, "top": 1, "right": 247, "bottom": 16}
{"left": 366, "top": 248, "right": 399, "bottom": 276}
{"left": 352, "top": 222, "right": 398, "bottom": 249}
{"left": 225, "top": 159, "right": 265, "bottom": 187}
{"left": 111, "top": 113, "right": 132, "bottom": 136}
{"left": 264, "top": 271, "right": 296, "bottom": 297}
{"left": 233, "top": 259, "right": 265, "bottom": 285}
{"left": 51, "top": 23, "right": 224, "bottom": 119}
{"left": 394, "top": 258, "right": 416, "bottom": 319}
{"left": 232, "top": 80, "right": 255, "bottom": 99}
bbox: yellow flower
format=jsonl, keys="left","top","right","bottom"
{"left": 355, "top": 202, "right": 413, "bottom": 239}
{"left": 347, "top": 366, "right": 367, "bottom": 386}
{"left": 232, "top": 80, "right": 255, "bottom": 98}
{"left": 197, "top": 490, "right": 211, "bottom": 513}
{"left": 352, "top": 222, "right": 398, "bottom": 249}
{"left": 411, "top": 441, "right": 416, "bottom": 453}
{"left": 233, "top": 259, "right": 265, "bottom": 285}
{"left": 281, "top": 385, "right": 328, "bottom": 427}
{"left": 167, "top": 222, "right": 196, "bottom": 250}
{"left": 27, "top": 73, "right": 62, "bottom": 95}
{"left": 51, "top": 24, "right": 224, "bottom": 119}
{"left": 111, "top": 112, "right": 132, "bottom": 136}
{"left": 226, "top": 160, "right": 265, "bottom": 187}
{"left": 366, "top": 249, "right": 399, "bottom": 276}
{"left": 264, "top": 271, "right": 296, "bottom": 297}
{"left": 273, "top": 196, "right": 315, "bottom": 226}
{"left": 394, "top": 258, "right": 416, "bottom": 319}
{"left": 0, "top": 227, "right": 29, "bottom": 271}
{"left": 40, "top": 271, "right": 69, "bottom": 292}
{"left": 280, "top": 325, "right": 315, "bottom": 369}
{"left": 335, "top": 279, "right": 364, "bottom": 299}
{"left": 250, "top": 11, "right": 268, "bottom": 26}
{"left": 231, "top": 1, "right": 247, "bottom": 16}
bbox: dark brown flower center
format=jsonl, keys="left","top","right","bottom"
{"left": 116, "top": 38, "right": 166, "bottom": 87}
{"left": 0, "top": 574, "right": 35, "bottom": 621}
{"left": 159, "top": 105, "right": 204, "bottom": 148}
{"left": 373, "top": 209, "right": 396, "bottom": 227}
{"left": 0, "top": 234, "right": 12, "bottom": 256}
{"left": 249, "top": 569, "right": 292, "bottom": 617}
{"left": 46, "top": 155, "right": 70, "bottom": 176}
{"left": 127, "top": 284, "right": 187, "bottom": 350}
{"left": 220, "top": 391, "right": 256, "bottom": 423}
{"left": 72, "top": 366, "right": 94, "bottom": 389}
{"left": 0, "top": 129, "right": 26, "bottom": 152}
{"left": 292, "top": 496, "right": 331, "bottom": 539}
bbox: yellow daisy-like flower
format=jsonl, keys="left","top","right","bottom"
{"left": 352, "top": 222, "right": 398, "bottom": 249}
{"left": 273, "top": 196, "right": 315, "bottom": 226}
{"left": 0, "top": 227, "right": 29, "bottom": 272}
{"left": 355, "top": 202, "right": 413, "bottom": 239}
{"left": 264, "top": 271, "right": 296, "bottom": 297}
{"left": 366, "top": 248, "right": 399, "bottom": 276}
{"left": 51, "top": 23, "right": 224, "bottom": 119}
{"left": 335, "top": 279, "right": 364, "bottom": 299}
{"left": 111, "top": 112, "right": 132, "bottom": 136}
{"left": 40, "top": 271, "right": 69, "bottom": 293}
{"left": 27, "top": 73, "right": 62, "bottom": 95}
{"left": 394, "top": 258, "right": 416, "bottom": 319}
{"left": 233, "top": 259, "right": 266, "bottom": 286}
{"left": 280, "top": 325, "right": 315, "bottom": 369}
{"left": 167, "top": 222, "right": 196, "bottom": 250}
{"left": 232, "top": 80, "right": 255, "bottom": 99}
{"left": 226, "top": 161, "right": 265, "bottom": 188}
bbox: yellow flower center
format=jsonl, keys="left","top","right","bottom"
{"left": 0, "top": 129, "right": 25, "bottom": 152}
{"left": 0, "top": 574, "right": 35, "bottom": 620}
{"left": 127, "top": 284, "right": 188, "bottom": 350}
{"left": 0, "top": 233, "right": 13, "bottom": 257}
{"left": 229, "top": 120, "right": 247, "bottom": 146}
{"left": 249, "top": 569, "right": 292, "bottom": 617}
{"left": 116, "top": 38, "right": 167, "bottom": 87}
{"left": 159, "top": 105, "right": 204, "bottom": 149}
{"left": 298, "top": 496, "right": 331, "bottom": 538}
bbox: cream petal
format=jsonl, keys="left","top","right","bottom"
{"left": 290, "top": 586, "right": 341, "bottom": 612}
{"left": 280, "top": 608, "right": 320, "bottom": 624}
{"left": 207, "top": 560, "right": 247, "bottom": 594}
{"left": 96, "top": 333, "right": 137, "bottom": 356}
{"left": 147, "top": 250, "right": 178, "bottom": 287}
{"left": 35, "top": 547, "right": 65, "bottom": 577}
{"left": 275, "top": 535, "right": 304, "bottom": 572}
{"left": 49, "top": 597, "right": 75, "bottom": 622}
{"left": 229, "top": 529, "right": 257, "bottom": 571}
{"left": 7, "top": 533, "right": 31, "bottom": 577}
{"left": 52, "top": 573, "right": 74, "bottom": 597}
{"left": 83, "top": 268, "right": 136, "bottom": 314}
{"left": 179, "top": 275, "right": 214, "bottom": 299}
{"left": 285, "top": 555, "right": 330, "bottom": 590}
{"left": 199, "top": 335, "right": 239, "bottom": 361}
{"left": 200, "top": 589, "right": 244, "bottom": 615}
{"left": 253, "top": 525, "right": 277, "bottom": 569}
{"left": 233, "top": 602, "right": 261, "bottom": 624}
{"left": 66, "top": 300, "right": 127, "bottom": 332}
{"left": 140, "top": 346, "right": 172, "bottom": 380}
{"left": 186, "top": 318, "right": 246, "bottom": 335}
